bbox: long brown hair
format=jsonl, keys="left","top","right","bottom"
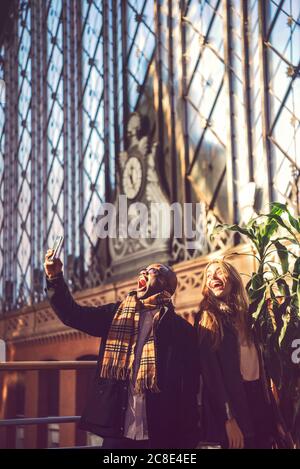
{"left": 198, "top": 260, "right": 252, "bottom": 348}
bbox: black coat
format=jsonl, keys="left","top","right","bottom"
{"left": 194, "top": 312, "right": 282, "bottom": 445}
{"left": 46, "top": 274, "right": 199, "bottom": 449}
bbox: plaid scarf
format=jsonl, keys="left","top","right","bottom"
{"left": 100, "top": 290, "right": 172, "bottom": 394}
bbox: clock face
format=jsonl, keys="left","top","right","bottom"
{"left": 122, "top": 156, "right": 143, "bottom": 200}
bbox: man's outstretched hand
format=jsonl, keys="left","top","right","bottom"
{"left": 44, "top": 249, "right": 63, "bottom": 279}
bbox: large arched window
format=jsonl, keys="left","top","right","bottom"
{"left": 0, "top": 0, "right": 299, "bottom": 311}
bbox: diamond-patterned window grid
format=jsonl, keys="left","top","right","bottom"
{"left": 15, "top": 1, "right": 32, "bottom": 307}
{"left": 248, "top": 0, "right": 265, "bottom": 187}
{"left": 127, "top": 0, "right": 156, "bottom": 111}
{"left": 227, "top": 1, "right": 252, "bottom": 216}
{"left": 265, "top": 0, "right": 300, "bottom": 210}
{"left": 183, "top": 0, "right": 229, "bottom": 224}
{"left": 183, "top": 1, "right": 226, "bottom": 150}
{"left": 115, "top": 1, "right": 124, "bottom": 151}
{"left": 0, "top": 0, "right": 299, "bottom": 311}
{"left": 81, "top": 0, "right": 106, "bottom": 281}
{"left": 108, "top": 0, "right": 116, "bottom": 190}
{"left": 0, "top": 0, "right": 119, "bottom": 308}
{"left": 46, "top": 0, "right": 64, "bottom": 250}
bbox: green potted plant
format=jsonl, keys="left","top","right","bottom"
{"left": 213, "top": 202, "right": 300, "bottom": 446}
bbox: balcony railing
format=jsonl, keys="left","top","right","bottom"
{"left": 0, "top": 361, "right": 97, "bottom": 371}
{"left": 0, "top": 360, "right": 98, "bottom": 449}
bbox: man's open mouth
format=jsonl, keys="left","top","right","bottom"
{"left": 138, "top": 277, "right": 148, "bottom": 291}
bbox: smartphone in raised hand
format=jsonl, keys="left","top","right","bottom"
{"left": 49, "top": 235, "right": 64, "bottom": 262}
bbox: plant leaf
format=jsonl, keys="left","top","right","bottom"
{"left": 263, "top": 218, "right": 278, "bottom": 240}
{"left": 274, "top": 241, "right": 289, "bottom": 274}
{"left": 297, "top": 283, "right": 300, "bottom": 319}
{"left": 276, "top": 278, "right": 291, "bottom": 298}
{"left": 270, "top": 202, "right": 287, "bottom": 215}
{"left": 292, "top": 258, "right": 300, "bottom": 294}
{"left": 269, "top": 236, "right": 298, "bottom": 245}
{"left": 218, "top": 223, "right": 256, "bottom": 240}
{"left": 287, "top": 211, "right": 300, "bottom": 233}
{"left": 252, "top": 288, "right": 267, "bottom": 321}
{"left": 278, "top": 313, "right": 289, "bottom": 347}
{"left": 265, "top": 333, "right": 283, "bottom": 388}
{"left": 267, "top": 214, "right": 296, "bottom": 239}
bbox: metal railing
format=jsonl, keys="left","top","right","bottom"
{"left": 0, "top": 361, "right": 97, "bottom": 371}
{"left": 0, "top": 360, "right": 98, "bottom": 448}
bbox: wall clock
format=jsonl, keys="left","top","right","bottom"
{"left": 122, "top": 154, "right": 144, "bottom": 200}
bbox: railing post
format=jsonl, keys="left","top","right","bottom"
{"left": 0, "top": 339, "right": 6, "bottom": 445}
{"left": 59, "top": 370, "right": 76, "bottom": 447}
{"left": 37, "top": 370, "right": 50, "bottom": 448}
{"left": 1, "top": 374, "right": 17, "bottom": 448}
{"left": 0, "top": 340, "right": 5, "bottom": 362}
{"left": 24, "top": 371, "right": 39, "bottom": 448}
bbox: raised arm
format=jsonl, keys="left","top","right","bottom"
{"left": 44, "top": 250, "right": 117, "bottom": 337}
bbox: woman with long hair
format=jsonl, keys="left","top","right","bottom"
{"left": 195, "top": 259, "right": 287, "bottom": 449}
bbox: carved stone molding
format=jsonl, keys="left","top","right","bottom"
{"left": 6, "top": 328, "right": 95, "bottom": 347}
{"left": 5, "top": 313, "right": 35, "bottom": 341}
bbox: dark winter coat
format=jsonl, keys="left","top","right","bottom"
{"left": 46, "top": 273, "right": 199, "bottom": 449}
{"left": 194, "top": 312, "right": 283, "bottom": 445}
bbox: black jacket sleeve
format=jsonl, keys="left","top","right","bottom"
{"left": 197, "top": 325, "right": 235, "bottom": 424}
{"left": 45, "top": 273, "right": 118, "bottom": 337}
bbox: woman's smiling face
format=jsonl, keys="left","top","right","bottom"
{"left": 206, "top": 263, "right": 232, "bottom": 299}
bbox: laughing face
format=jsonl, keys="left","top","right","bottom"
{"left": 136, "top": 264, "right": 170, "bottom": 299}
{"left": 206, "top": 263, "right": 232, "bottom": 299}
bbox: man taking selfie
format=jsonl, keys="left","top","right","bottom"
{"left": 44, "top": 250, "right": 199, "bottom": 449}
